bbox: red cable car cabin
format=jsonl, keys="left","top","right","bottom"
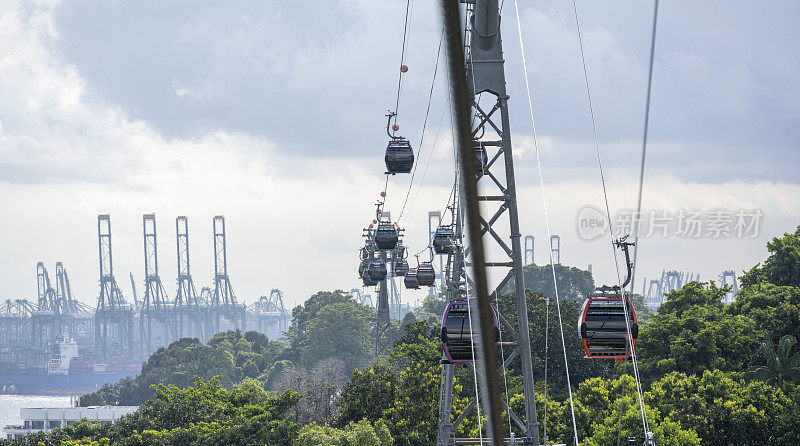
{"left": 578, "top": 285, "right": 638, "bottom": 361}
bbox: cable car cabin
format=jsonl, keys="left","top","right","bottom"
{"left": 404, "top": 271, "right": 419, "bottom": 289}
{"left": 367, "top": 261, "right": 387, "bottom": 282}
{"left": 441, "top": 301, "right": 500, "bottom": 364}
{"left": 362, "top": 275, "right": 378, "bottom": 287}
{"left": 474, "top": 145, "right": 488, "bottom": 179}
{"left": 361, "top": 261, "right": 378, "bottom": 287}
{"left": 374, "top": 222, "right": 399, "bottom": 251}
{"left": 393, "top": 259, "right": 409, "bottom": 276}
{"left": 432, "top": 226, "right": 455, "bottom": 254}
{"left": 385, "top": 138, "right": 414, "bottom": 174}
{"left": 416, "top": 262, "right": 436, "bottom": 287}
{"left": 579, "top": 287, "right": 638, "bottom": 361}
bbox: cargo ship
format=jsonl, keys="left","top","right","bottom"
{"left": 0, "top": 339, "right": 141, "bottom": 395}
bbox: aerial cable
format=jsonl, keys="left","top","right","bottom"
{"left": 511, "top": 0, "right": 581, "bottom": 443}
{"left": 392, "top": 0, "right": 415, "bottom": 127}
{"left": 493, "top": 291, "right": 514, "bottom": 437}
{"left": 629, "top": 0, "right": 660, "bottom": 296}
{"left": 397, "top": 30, "right": 444, "bottom": 223}
{"left": 543, "top": 295, "right": 551, "bottom": 445}
{"left": 569, "top": 0, "right": 651, "bottom": 436}
{"left": 615, "top": 356, "right": 631, "bottom": 445}
{"left": 403, "top": 79, "right": 450, "bottom": 223}
{"left": 463, "top": 264, "right": 484, "bottom": 443}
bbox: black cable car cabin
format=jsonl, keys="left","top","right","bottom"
{"left": 440, "top": 301, "right": 500, "bottom": 364}
{"left": 416, "top": 262, "right": 436, "bottom": 287}
{"left": 367, "top": 261, "right": 387, "bottom": 282}
{"left": 578, "top": 286, "right": 638, "bottom": 361}
{"left": 385, "top": 138, "right": 414, "bottom": 174}
{"left": 393, "top": 259, "right": 409, "bottom": 276}
{"left": 374, "top": 222, "right": 399, "bottom": 251}
{"left": 361, "top": 260, "right": 378, "bottom": 287}
{"left": 362, "top": 275, "right": 378, "bottom": 287}
{"left": 404, "top": 270, "right": 419, "bottom": 289}
{"left": 432, "top": 226, "right": 455, "bottom": 254}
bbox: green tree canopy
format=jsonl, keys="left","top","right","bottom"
{"left": 746, "top": 334, "right": 800, "bottom": 389}
{"left": 741, "top": 225, "right": 800, "bottom": 288}
{"left": 301, "top": 300, "right": 373, "bottom": 371}
{"left": 637, "top": 282, "right": 761, "bottom": 377}
{"left": 516, "top": 263, "right": 595, "bottom": 302}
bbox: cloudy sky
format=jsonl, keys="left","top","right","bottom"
{"left": 1, "top": 0, "right": 798, "bottom": 310}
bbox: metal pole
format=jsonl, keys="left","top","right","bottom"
{"left": 440, "top": 0, "right": 504, "bottom": 443}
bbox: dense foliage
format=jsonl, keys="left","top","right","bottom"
{"left": 79, "top": 331, "right": 285, "bottom": 406}
{"left": 9, "top": 228, "right": 800, "bottom": 445}
{"left": 10, "top": 378, "right": 300, "bottom": 446}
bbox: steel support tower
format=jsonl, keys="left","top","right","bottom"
{"left": 524, "top": 235, "right": 534, "bottom": 266}
{"left": 140, "top": 214, "right": 174, "bottom": 357}
{"left": 175, "top": 216, "right": 204, "bottom": 340}
{"left": 249, "top": 289, "right": 289, "bottom": 340}
{"left": 211, "top": 216, "right": 245, "bottom": 335}
{"left": 95, "top": 214, "right": 133, "bottom": 362}
{"left": 350, "top": 288, "right": 374, "bottom": 307}
{"left": 437, "top": 0, "right": 540, "bottom": 442}
{"left": 54, "top": 262, "right": 91, "bottom": 342}
{"left": 363, "top": 226, "right": 392, "bottom": 356}
{"left": 550, "top": 234, "right": 560, "bottom": 265}
{"left": 0, "top": 299, "right": 35, "bottom": 363}
{"left": 33, "top": 262, "right": 55, "bottom": 352}
{"left": 718, "top": 270, "right": 738, "bottom": 304}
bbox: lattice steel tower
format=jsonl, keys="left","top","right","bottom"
{"left": 211, "top": 216, "right": 245, "bottom": 334}
{"left": 175, "top": 216, "right": 204, "bottom": 340}
{"left": 95, "top": 215, "right": 133, "bottom": 362}
{"left": 436, "top": 0, "right": 540, "bottom": 443}
{"left": 524, "top": 235, "right": 534, "bottom": 266}
{"left": 140, "top": 214, "right": 174, "bottom": 357}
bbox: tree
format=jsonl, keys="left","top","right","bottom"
{"left": 284, "top": 290, "right": 364, "bottom": 366}
{"left": 515, "top": 263, "right": 595, "bottom": 302}
{"left": 648, "top": 370, "right": 800, "bottom": 445}
{"left": 275, "top": 359, "right": 348, "bottom": 424}
{"left": 741, "top": 226, "right": 800, "bottom": 288}
{"left": 295, "top": 419, "right": 393, "bottom": 446}
{"left": 301, "top": 301, "right": 373, "bottom": 371}
{"left": 636, "top": 282, "right": 761, "bottom": 377}
{"left": 730, "top": 282, "right": 800, "bottom": 343}
{"left": 497, "top": 290, "right": 615, "bottom": 397}
{"left": 747, "top": 334, "right": 800, "bottom": 389}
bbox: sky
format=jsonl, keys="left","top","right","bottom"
{"left": 0, "top": 0, "right": 798, "bottom": 310}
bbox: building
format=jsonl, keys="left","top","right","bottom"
{"left": 4, "top": 406, "right": 138, "bottom": 440}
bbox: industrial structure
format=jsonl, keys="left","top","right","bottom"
{"left": 0, "top": 214, "right": 292, "bottom": 379}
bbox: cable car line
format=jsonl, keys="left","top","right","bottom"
{"left": 511, "top": 0, "right": 581, "bottom": 442}
{"left": 391, "top": 0, "right": 415, "bottom": 127}
{"left": 396, "top": 31, "right": 444, "bottom": 223}
{"left": 570, "top": 0, "right": 652, "bottom": 439}
{"left": 629, "top": 0, "right": 660, "bottom": 296}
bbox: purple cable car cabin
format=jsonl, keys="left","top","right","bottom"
{"left": 440, "top": 301, "right": 499, "bottom": 364}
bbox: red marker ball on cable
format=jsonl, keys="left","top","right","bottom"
{"left": 400, "top": 65, "right": 408, "bottom": 73}
{"left": 380, "top": 191, "right": 386, "bottom": 198}
{"left": 392, "top": 124, "right": 399, "bottom": 132}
